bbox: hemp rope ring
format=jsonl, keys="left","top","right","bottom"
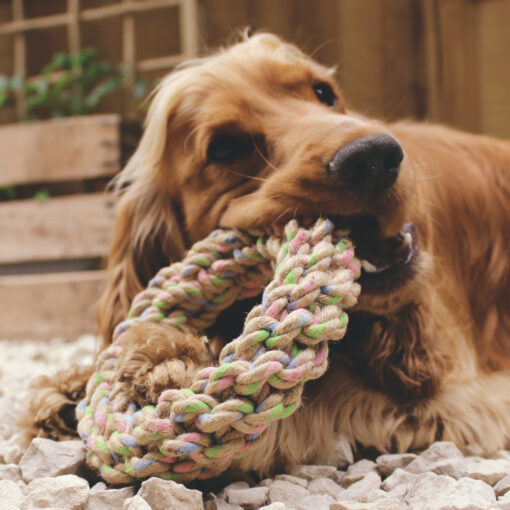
{"left": 77, "top": 218, "right": 361, "bottom": 484}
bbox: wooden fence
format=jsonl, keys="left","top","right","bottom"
{"left": 0, "top": 0, "right": 198, "bottom": 120}
{"left": 0, "top": 0, "right": 509, "bottom": 338}
{"left": 0, "top": 114, "right": 138, "bottom": 338}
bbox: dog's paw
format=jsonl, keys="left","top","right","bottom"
{"left": 117, "top": 322, "right": 213, "bottom": 404}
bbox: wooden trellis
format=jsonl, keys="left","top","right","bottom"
{"left": 0, "top": 0, "right": 199, "bottom": 118}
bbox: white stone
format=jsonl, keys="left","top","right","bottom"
{"left": 334, "top": 436, "right": 355, "bottom": 468}
{"left": 405, "top": 471, "right": 496, "bottom": 510}
{"left": 0, "top": 463, "right": 22, "bottom": 482}
{"left": 495, "top": 474, "right": 510, "bottom": 497}
{"left": 342, "top": 460, "right": 378, "bottom": 487}
{"left": 287, "top": 464, "right": 338, "bottom": 481}
{"left": 259, "top": 503, "right": 287, "bottom": 510}
{"left": 91, "top": 481, "right": 108, "bottom": 492}
{"left": 295, "top": 493, "right": 334, "bottom": 510}
{"left": 463, "top": 457, "right": 510, "bottom": 486}
{"left": 335, "top": 470, "right": 346, "bottom": 484}
{"left": 331, "top": 499, "right": 405, "bottom": 510}
{"left": 0, "top": 439, "right": 23, "bottom": 464}
{"left": 123, "top": 496, "right": 152, "bottom": 510}
{"left": 405, "top": 441, "right": 464, "bottom": 475}
{"left": 496, "top": 491, "right": 510, "bottom": 510}
{"left": 267, "top": 479, "right": 309, "bottom": 506}
{"left": 204, "top": 496, "right": 243, "bottom": 510}
{"left": 0, "top": 480, "right": 24, "bottom": 508}
{"left": 375, "top": 453, "right": 416, "bottom": 476}
{"left": 22, "top": 474, "right": 89, "bottom": 510}
{"left": 259, "top": 478, "right": 274, "bottom": 487}
{"left": 84, "top": 487, "right": 135, "bottom": 509}
{"left": 308, "top": 477, "right": 342, "bottom": 498}
{"left": 275, "top": 474, "right": 308, "bottom": 487}
{"left": 138, "top": 478, "right": 203, "bottom": 510}
{"left": 19, "top": 438, "right": 86, "bottom": 483}
{"left": 381, "top": 468, "right": 417, "bottom": 497}
{"left": 337, "top": 488, "right": 388, "bottom": 505}
{"left": 226, "top": 486, "right": 268, "bottom": 508}
{"left": 338, "top": 471, "right": 382, "bottom": 499}
{"left": 218, "top": 481, "right": 250, "bottom": 499}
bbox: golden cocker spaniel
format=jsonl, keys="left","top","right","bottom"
{"left": 25, "top": 33, "right": 510, "bottom": 477}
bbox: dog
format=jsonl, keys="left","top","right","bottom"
{"left": 24, "top": 33, "right": 510, "bottom": 477}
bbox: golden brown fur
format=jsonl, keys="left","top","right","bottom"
{"left": 23, "top": 33, "right": 510, "bottom": 475}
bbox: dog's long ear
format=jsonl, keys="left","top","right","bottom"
{"left": 96, "top": 183, "right": 186, "bottom": 347}
{"left": 96, "top": 72, "right": 192, "bottom": 346}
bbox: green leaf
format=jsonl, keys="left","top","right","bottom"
{"left": 33, "top": 189, "right": 50, "bottom": 202}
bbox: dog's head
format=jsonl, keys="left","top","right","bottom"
{"left": 100, "top": 33, "right": 423, "bottom": 341}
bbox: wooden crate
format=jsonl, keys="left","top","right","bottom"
{"left": 0, "top": 113, "right": 127, "bottom": 339}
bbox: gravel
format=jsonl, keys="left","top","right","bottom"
{"left": 1, "top": 336, "right": 510, "bottom": 509}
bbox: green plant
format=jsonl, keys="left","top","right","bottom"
{"left": 0, "top": 48, "right": 148, "bottom": 120}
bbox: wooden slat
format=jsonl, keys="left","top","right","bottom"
{"left": 337, "top": 0, "right": 422, "bottom": 121}
{"left": 80, "top": 0, "right": 181, "bottom": 22}
{"left": 478, "top": 0, "right": 510, "bottom": 138}
{"left": 0, "top": 193, "right": 115, "bottom": 265}
{"left": 12, "top": 0, "right": 26, "bottom": 120}
{"left": 0, "top": 0, "right": 181, "bottom": 35}
{"left": 136, "top": 54, "right": 185, "bottom": 72}
{"left": 180, "top": 0, "right": 199, "bottom": 58}
{"left": 0, "top": 13, "right": 72, "bottom": 35}
{"left": 0, "top": 114, "right": 121, "bottom": 186}
{"left": 421, "top": 0, "right": 480, "bottom": 132}
{"left": 0, "top": 270, "right": 105, "bottom": 339}
{"left": 67, "top": 0, "right": 81, "bottom": 54}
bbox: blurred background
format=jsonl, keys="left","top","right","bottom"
{"left": 0, "top": 0, "right": 509, "bottom": 340}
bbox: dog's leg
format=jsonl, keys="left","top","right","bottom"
{"left": 18, "top": 364, "right": 95, "bottom": 446}
{"left": 20, "top": 323, "right": 214, "bottom": 446}
{"left": 115, "top": 321, "right": 214, "bottom": 406}
{"left": 329, "top": 369, "right": 510, "bottom": 456}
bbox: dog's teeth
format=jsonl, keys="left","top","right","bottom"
{"left": 402, "top": 232, "right": 412, "bottom": 248}
{"left": 362, "top": 260, "right": 378, "bottom": 273}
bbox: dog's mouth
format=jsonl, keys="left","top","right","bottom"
{"left": 330, "top": 215, "right": 420, "bottom": 294}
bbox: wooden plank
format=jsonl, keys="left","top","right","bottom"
{"left": 67, "top": 0, "right": 81, "bottom": 54}
{"left": 179, "top": 0, "right": 199, "bottom": 58}
{"left": 0, "top": 270, "right": 105, "bottom": 339}
{"left": 478, "top": 0, "right": 510, "bottom": 138}
{"left": 0, "top": 0, "right": 181, "bottom": 35}
{"left": 421, "top": 0, "right": 480, "bottom": 132}
{"left": 12, "top": 0, "right": 26, "bottom": 120}
{"left": 337, "top": 0, "right": 422, "bottom": 121}
{"left": 0, "top": 13, "right": 71, "bottom": 35}
{"left": 0, "top": 114, "right": 121, "bottom": 186}
{"left": 0, "top": 193, "right": 115, "bottom": 265}
{"left": 80, "top": 0, "right": 181, "bottom": 22}
{"left": 136, "top": 54, "right": 184, "bottom": 72}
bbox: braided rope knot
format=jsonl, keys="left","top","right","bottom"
{"left": 77, "top": 218, "right": 361, "bottom": 484}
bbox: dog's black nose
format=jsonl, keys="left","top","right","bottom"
{"left": 327, "top": 134, "right": 404, "bottom": 194}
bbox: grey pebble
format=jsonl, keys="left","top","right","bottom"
{"left": 495, "top": 474, "right": 510, "bottom": 497}
{"left": 274, "top": 474, "right": 308, "bottom": 487}
{"left": 226, "top": 486, "right": 268, "bottom": 508}
{"left": 287, "top": 464, "right": 338, "bottom": 481}
{"left": 268, "top": 480, "right": 309, "bottom": 506}
{"left": 342, "top": 460, "right": 378, "bottom": 487}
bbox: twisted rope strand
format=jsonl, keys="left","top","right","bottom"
{"left": 77, "top": 218, "right": 361, "bottom": 484}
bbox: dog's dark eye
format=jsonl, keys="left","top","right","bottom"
{"left": 207, "top": 133, "right": 254, "bottom": 164}
{"left": 313, "top": 82, "right": 337, "bottom": 108}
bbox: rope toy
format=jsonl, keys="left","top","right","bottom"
{"left": 77, "top": 218, "right": 361, "bottom": 484}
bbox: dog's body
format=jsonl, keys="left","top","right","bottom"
{"left": 24, "top": 34, "right": 510, "bottom": 475}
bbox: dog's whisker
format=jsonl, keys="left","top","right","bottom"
{"left": 253, "top": 140, "right": 280, "bottom": 173}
